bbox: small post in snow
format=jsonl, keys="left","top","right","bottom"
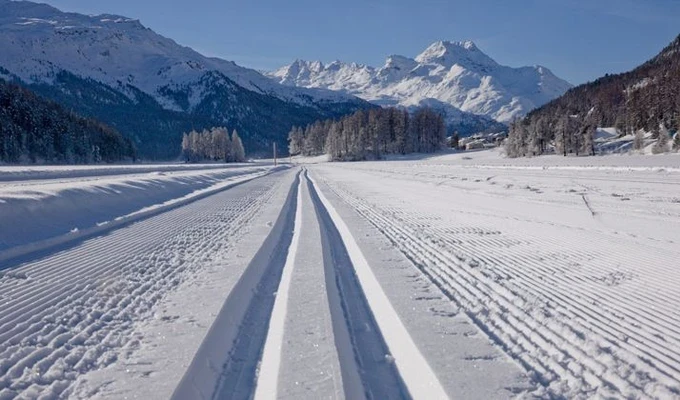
{"left": 273, "top": 142, "right": 277, "bottom": 166}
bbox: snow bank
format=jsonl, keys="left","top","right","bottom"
{"left": 0, "top": 166, "right": 278, "bottom": 262}
{"left": 0, "top": 162, "right": 259, "bottom": 182}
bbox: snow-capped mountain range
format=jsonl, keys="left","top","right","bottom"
{"left": 0, "top": 0, "right": 361, "bottom": 111}
{"left": 0, "top": 0, "right": 571, "bottom": 158}
{"left": 268, "top": 40, "right": 573, "bottom": 123}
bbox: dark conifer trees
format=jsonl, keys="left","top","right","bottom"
{"left": 287, "top": 107, "right": 445, "bottom": 161}
{"left": 505, "top": 35, "right": 680, "bottom": 157}
{"left": 0, "top": 79, "right": 135, "bottom": 163}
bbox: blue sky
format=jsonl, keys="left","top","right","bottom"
{"left": 44, "top": 0, "right": 679, "bottom": 85}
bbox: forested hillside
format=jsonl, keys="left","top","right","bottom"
{"left": 506, "top": 34, "right": 680, "bottom": 157}
{"left": 23, "top": 70, "right": 372, "bottom": 160}
{"left": 288, "top": 107, "right": 446, "bottom": 161}
{"left": 0, "top": 78, "right": 135, "bottom": 163}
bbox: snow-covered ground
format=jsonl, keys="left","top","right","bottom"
{"left": 307, "top": 151, "right": 680, "bottom": 398}
{"left": 403, "top": 147, "right": 680, "bottom": 169}
{"left": 1, "top": 150, "right": 679, "bottom": 399}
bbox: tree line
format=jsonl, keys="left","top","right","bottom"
{"left": 181, "top": 127, "right": 246, "bottom": 163}
{"left": 505, "top": 34, "right": 680, "bottom": 157}
{"left": 288, "top": 107, "right": 446, "bottom": 161}
{"left": 0, "top": 79, "right": 135, "bottom": 164}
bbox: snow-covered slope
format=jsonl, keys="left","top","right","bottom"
{"left": 0, "top": 0, "right": 361, "bottom": 111}
{"left": 268, "top": 41, "right": 572, "bottom": 123}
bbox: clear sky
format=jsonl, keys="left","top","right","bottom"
{"left": 43, "top": 0, "right": 680, "bottom": 85}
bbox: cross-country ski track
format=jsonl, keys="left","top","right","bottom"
{"left": 1, "top": 152, "right": 680, "bottom": 399}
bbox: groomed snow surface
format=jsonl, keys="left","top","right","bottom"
{"left": 1, "top": 151, "right": 679, "bottom": 399}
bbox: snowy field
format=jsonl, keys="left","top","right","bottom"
{"left": 0, "top": 151, "right": 679, "bottom": 399}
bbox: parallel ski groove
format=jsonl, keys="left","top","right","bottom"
{"left": 314, "top": 168, "right": 680, "bottom": 398}
{"left": 0, "top": 173, "right": 280, "bottom": 398}
{"left": 308, "top": 172, "right": 449, "bottom": 400}
{"left": 253, "top": 177, "right": 303, "bottom": 400}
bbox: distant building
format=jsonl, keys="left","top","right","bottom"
{"left": 465, "top": 140, "right": 485, "bottom": 150}
{"left": 458, "top": 131, "right": 507, "bottom": 151}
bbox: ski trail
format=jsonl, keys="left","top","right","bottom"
{"left": 275, "top": 173, "right": 347, "bottom": 399}
{"left": 254, "top": 176, "right": 303, "bottom": 400}
{"left": 307, "top": 172, "right": 449, "bottom": 400}
{"left": 0, "top": 170, "right": 286, "bottom": 399}
{"left": 172, "top": 171, "right": 300, "bottom": 400}
{"left": 308, "top": 172, "right": 406, "bottom": 400}
{"left": 251, "top": 170, "right": 445, "bottom": 399}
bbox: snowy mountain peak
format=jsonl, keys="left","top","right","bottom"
{"left": 0, "top": 1, "right": 143, "bottom": 30}
{"left": 377, "top": 55, "right": 418, "bottom": 81}
{"left": 459, "top": 40, "right": 477, "bottom": 50}
{"left": 383, "top": 54, "right": 417, "bottom": 69}
{"left": 0, "top": 0, "right": 59, "bottom": 18}
{"left": 414, "top": 40, "right": 498, "bottom": 70}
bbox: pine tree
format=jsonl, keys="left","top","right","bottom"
{"left": 394, "top": 110, "right": 411, "bottom": 154}
{"left": 376, "top": 110, "right": 390, "bottom": 155}
{"left": 572, "top": 120, "right": 583, "bottom": 156}
{"left": 287, "top": 126, "right": 304, "bottom": 156}
{"left": 179, "top": 127, "right": 244, "bottom": 163}
{"left": 212, "top": 127, "right": 230, "bottom": 162}
{"left": 181, "top": 133, "right": 191, "bottom": 161}
{"left": 0, "top": 80, "right": 134, "bottom": 164}
{"left": 308, "top": 122, "right": 326, "bottom": 155}
{"left": 633, "top": 130, "right": 645, "bottom": 152}
{"left": 292, "top": 106, "right": 444, "bottom": 161}
{"left": 504, "top": 121, "right": 520, "bottom": 157}
{"left": 652, "top": 124, "right": 670, "bottom": 154}
{"left": 555, "top": 115, "right": 568, "bottom": 156}
{"left": 527, "top": 123, "right": 541, "bottom": 156}
{"left": 325, "top": 122, "right": 342, "bottom": 161}
{"left": 432, "top": 110, "right": 446, "bottom": 152}
{"left": 581, "top": 124, "right": 595, "bottom": 156}
{"left": 367, "top": 109, "right": 381, "bottom": 158}
{"left": 450, "top": 132, "right": 460, "bottom": 149}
